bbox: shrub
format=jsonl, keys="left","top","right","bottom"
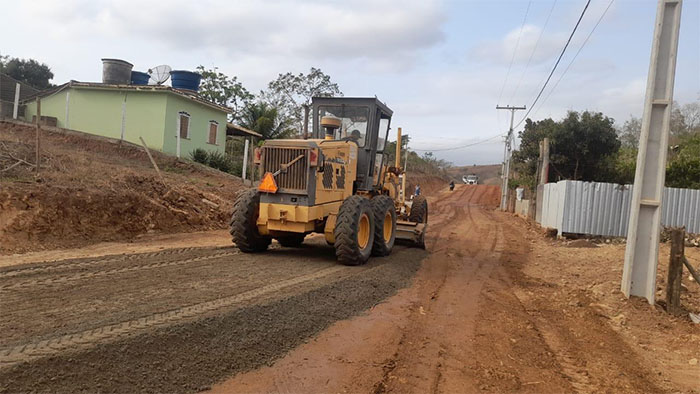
{"left": 190, "top": 148, "right": 209, "bottom": 164}
{"left": 207, "top": 151, "right": 234, "bottom": 173}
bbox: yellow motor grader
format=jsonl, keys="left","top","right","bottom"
{"left": 230, "top": 97, "right": 427, "bottom": 265}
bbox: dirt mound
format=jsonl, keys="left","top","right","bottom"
{"left": 0, "top": 121, "right": 243, "bottom": 253}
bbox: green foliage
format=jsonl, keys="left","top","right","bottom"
{"left": 196, "top": 66, "right": 253, "bottom": 121}
{"left": 513, "top": 111, "right": 620, "bottom": 188}
{"left": 189, "top": 148, "right": 209, "bottom": 164}
{"left": 261, "top": 67, "right": 342, "bottom": 133}
{"left": 188, "top": 147, "right": 241, "bottom": 177}
{"left": 206, "top": 151, "right": 234, "bottom": 173}
{"left": 609, "top": 146, "right": 637, "bottom": 185}
{"left": 666, "top": 133, "right": 700, "bottom": 189}
{"left": 239, "top": 101, "right": 294, "bottom": 139}
{"left": 383, "top": 143, "right": 451, "bottom": 177}
{"left": 618, "top": 116, "right": 641, "bottom": 148}
{"left": 0, "top": 55, "right": 54, "bottom": 90}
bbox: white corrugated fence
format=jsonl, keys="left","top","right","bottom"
{"left": 537, "top": 180, "right": 700, "bottom": 236}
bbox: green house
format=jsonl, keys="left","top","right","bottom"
{"left": 24, "top": 81, "right": 231, "bottom": 157}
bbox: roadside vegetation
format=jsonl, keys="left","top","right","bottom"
{"left": 512, "top": 102, "right": 700, "bottom": 189}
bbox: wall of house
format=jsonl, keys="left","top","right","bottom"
{"left": 24, "top": 88, "right": 170, "bottom": 151}
{"left": 162, "top": 94, "right": 227, "bottom": 158}
{"left": 24, "top": 90, "right": 68, "bottom": 126}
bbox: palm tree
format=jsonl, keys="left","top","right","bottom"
{"left": 239, "top": 102, "right": 294, "bottom": 140}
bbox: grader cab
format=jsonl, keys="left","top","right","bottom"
{"left": 230, "top": 97, "right": 427, "bottom": 265}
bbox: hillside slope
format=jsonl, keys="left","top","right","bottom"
{"left": 0, "top": 121, "right": 244, "bottom": 254}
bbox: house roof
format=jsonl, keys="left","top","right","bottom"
{"left": 24, "top": 80, "right": 231, "bottom": 113}
{"left": 227, "top": 123, "right": 262, "bottom": 138}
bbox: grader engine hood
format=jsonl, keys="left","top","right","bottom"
{"left": 257, "top": 140, "right": 357, "bottom": 207}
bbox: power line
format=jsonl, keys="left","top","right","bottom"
{"left": 509, "top": 0, "right": 558, "bottom": 104}
{"left": 513, "top": 0, "right": 592, "bottom": 129}
{"left": 531, "top": 0, "right": 615, "bottom": 119}
{"left": 497, "top": 0, "right": 533, "bottom": 106}
{"left": 411, "top": 133, "right": 505, "bottom": 152}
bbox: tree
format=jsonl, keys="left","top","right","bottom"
{"left": 512, "top": 118, "right": 558, "bottom": 188}
{"left": 513, "top": 111, "right": 620, "bottom": 187}
{"left": 262, "top": 67, "right": 342, "bottom": 133}
{"left": 0, "top": 56, "right": 54, "bottom": 90}
{"left": 618, "top": 116, "right": 641, "bottom": 148}
{"left": 239, "top": 101, "right": 294, "bottom": 140}
{"left": 666, "top": 133, "right": 700, "bottom": 189}
{"left": 196, "top": 66, "right": 253, "bottom": 121}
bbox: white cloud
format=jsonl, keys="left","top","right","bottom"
{"left": 473, "top": 24, "right": 565, "bottom": 66}
{"left": 15, "top": 0, "right": 445, "bottom": 72}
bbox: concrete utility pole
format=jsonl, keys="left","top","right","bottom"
{"left": 540, "top": 137, "right": 550, "bottom": 185}
{"left": 496, "top": 105, "right": 526, "bottom": 211}
{"left": 12, "top": 83, "right": 20, "bottom": 119}
{"left": 622, "top": 0, "right": 683, "bottom": 304}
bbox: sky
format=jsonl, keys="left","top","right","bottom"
{"left": 1, "top": 0, "right": 698, "bottom": 166}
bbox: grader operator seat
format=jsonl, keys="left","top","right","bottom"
{"left": 312, "top": 97, "right": 393, "bottom": 192}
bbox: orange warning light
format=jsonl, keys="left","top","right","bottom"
{"left": 258, "top": 172, "right": 278, "bottom": 193}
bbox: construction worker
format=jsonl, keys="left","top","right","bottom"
{"left": 414, "top": 184, "right": 421, "bottom": 196}
{"left": 449, "top": 180, "right": 455, "bottom": 191}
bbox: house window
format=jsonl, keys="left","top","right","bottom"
{"left": 208, "top": 121, "right": 219, "bottom": 145}
{"left": 178, "top": 112, "right": 190, "bottom": 139}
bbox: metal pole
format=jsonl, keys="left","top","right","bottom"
{"left": 496, "top": 105, "right": 526, "bottom": 211}
{"left": 396, "top": 127, "right": 402, "bottom": 168}
{"left": 303, "top": 104, "right": 310, "bottom": 139}
{"left": 622, "top": 0, "right": 683, "bottom": 304}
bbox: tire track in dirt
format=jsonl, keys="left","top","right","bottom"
{"left": 0, "top": 264, "right": 350, "bottom": 368}
{"left": 0, "top": 247, "right": 203, "bottom": 278}
{"left": 0, "top": 250, "right": 239, "bottom": 290}
{"left": 374, "top": 186, "right": 505, "bottom": 394}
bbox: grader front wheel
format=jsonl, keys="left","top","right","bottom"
{"left": 230, "top": 189, "right": 271, "bottom": 253}
{"left": 334, "top": 196, "right": 375, "bottom": 266}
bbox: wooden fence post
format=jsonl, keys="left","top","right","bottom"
{"left": 666, "top": 227, "right": 684, "bottom": 315}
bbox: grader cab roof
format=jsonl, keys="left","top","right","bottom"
{"left": 311, "top": 97, "right": 393, "bottom": 117}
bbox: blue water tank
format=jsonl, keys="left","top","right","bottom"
{"left": 170, "top": 70, "right": 202, "bottom": 91}
{"left": 131, "top": 71, "right": 150, "bottom": 85}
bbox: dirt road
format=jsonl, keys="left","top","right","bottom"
{"left": 1, "top": 185, "right": 697, "bottom": 393}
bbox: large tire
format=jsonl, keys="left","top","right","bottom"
{"left": 409, "top": 195, "right": 428, "bottom": 224}
{"left": 371, "top": 195, "right": 396, "bottom": 256}
{"left": 334, "top": 195, "right": 375, "bottom": 266}
{"left": 230, "top": 189, "right": 271, "bottom": 252}
{"left": 276, "top": 233, "right": 305, "bottom": 247}
{"left": 408, "top": 194, "right": 427, "bottom": 249}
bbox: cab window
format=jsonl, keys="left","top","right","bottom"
{"left": 318, "top": 105, "right": 369, "bottom": 147}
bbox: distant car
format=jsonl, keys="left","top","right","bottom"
{"left": 463, "top": 174, "right": 478, "bottom": 185}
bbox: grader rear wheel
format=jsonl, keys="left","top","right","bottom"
{"left": 334, "top": 195, "right": 375, "bottom": 266}
{"left": 409, "top": 195, "right": 428, "bottom": 224}
{"left": 230, "top": 189, "right": 271, "bottom": 253}
{"left": 370, "top": 195, "right": 396, "bottom": 256}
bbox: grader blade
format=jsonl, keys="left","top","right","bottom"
{"left": 395, "top": 220, "right": 426, "bottom": 248}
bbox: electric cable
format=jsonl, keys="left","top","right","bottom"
{"left": 509, "top": 0, "right": 558, "bottom": 104}
{"left": 514, "top": 0, "right": 592, "bottom": 129}
{"left": 497, "top": 0, "right": 533, "bottom": 106}
{"left": 531, "top": 0, "right": 615, "bottom": 119}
